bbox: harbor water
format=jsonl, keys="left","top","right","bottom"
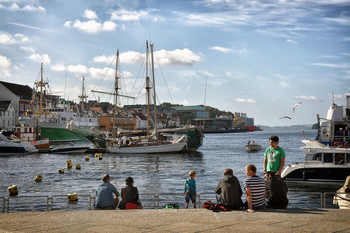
{"left": 0, "top": 129, "right": 343, "bottom": 211}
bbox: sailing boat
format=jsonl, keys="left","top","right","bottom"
{"left": 107, "top": 41, "right": 187, "bottom": 154}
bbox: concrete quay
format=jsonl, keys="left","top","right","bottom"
{"left": 0, "top": 209, "right": 349, "bottom": 232}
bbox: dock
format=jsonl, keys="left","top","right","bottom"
{"left": 0, "top": 209, "right": 349, "bottom": 232}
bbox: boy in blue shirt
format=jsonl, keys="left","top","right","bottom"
{"left": 183, "top": 170, "right": 196, "bottom": 209}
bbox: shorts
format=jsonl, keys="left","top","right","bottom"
{"left": 185, "top": 190, "right": 196, "bottom": 203}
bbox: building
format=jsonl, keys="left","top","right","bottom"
{"left": 172, "top": 105, "right": 209, "bottom": 125}
{"left": 0, "top": 100, "right": 16, "bottom": 131}
{"left": 0, "top": 81, "right": 34, "bottom": 127}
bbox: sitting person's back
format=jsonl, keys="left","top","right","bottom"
{"left": 95, "top": 174, "right": 120, "bottom": 210}
{"left": 215, "top": 168, "right": 243, "bottom": 209}
{"left": 119, "top": 177, "right": 141, "bottom": 209}
{"left": 265, "top": 171, "right": 288, "bottom": 209}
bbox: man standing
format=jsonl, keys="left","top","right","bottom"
{"left": 244, "top": 164, "right": 266, "bottom": 212}
{"left": 215, "top": 168, "right": 243, "bottom": 210}
{"left": 263, "top": 135, "right": 286, "bottom": 176}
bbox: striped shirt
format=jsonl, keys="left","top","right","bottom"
{"left": 243, "top": 175, "right": 266, "bottom": 208}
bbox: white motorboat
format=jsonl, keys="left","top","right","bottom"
{"left": 282, "top": 95, "right": 350, "bottom": 183}
{"left": 245, "top": 141, "right": 262, "bottom": 152}
{"left": 333, "top": 175, "right": 350, "bottom": 209}
{"left": 0, "top": 134, "right": 28, "bottom": 154}
{"left": 281, "top": 139, "right": 350, "bottom": 183}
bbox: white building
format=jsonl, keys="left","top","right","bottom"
{"left": 0, "top": 100, "right": 16, "bottom": 131}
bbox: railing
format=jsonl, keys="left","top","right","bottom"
{"left": 0, "top": 191, "right": 342, "bottom": 213}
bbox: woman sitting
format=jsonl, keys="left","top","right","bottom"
{"left": 119, "top": 177, "right": 142, "bottom": 209}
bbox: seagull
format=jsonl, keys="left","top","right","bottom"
{"left": 279, "top": 116, "right": 292, "bottom": 120}
{"left": 292, "top": 102, "right": 302, "bottom": 113}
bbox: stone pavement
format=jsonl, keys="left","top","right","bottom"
{"left": 0, "top": 209, "right": 349, "bottom": 232}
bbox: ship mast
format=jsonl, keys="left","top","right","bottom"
{"left": 34, "top": 62, "right": 48, "bottom": 115}
{"left": 90, "top": 49, "right": 134, "bottom": 140}
{"left": 78, "top": 76, "right": 88, "bottom": 113}
{"left": 113, "top": 49, "right": 119, "bottom": 139}
{"left": 146, "top": 41, "right": 150, "bottom": 136}
{"left": 150, "top": 42, "right": 158, "bottom": 138}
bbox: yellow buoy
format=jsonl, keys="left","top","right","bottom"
{"left": 67, "top": 192, "right": 78, "bottom": 201}
{"left": 76, "top": 164, "right": 81, "bottom": 170}
{"left": 58, "top": 169, "right": 65, "bottom": 173}
{"left": 67, "top": 161, "right": 72, "bottom": 169}
{"left": 95, "top": 153, "right": 102, "bottom": 157}
{"left": 34, "top": 174, "right": 43, "bottom": 182}
{"left": 8, "top": 185, "right": 18, "bottom": 196}
{"left": 85, "top": 156, "right": 90, "bottom": 161}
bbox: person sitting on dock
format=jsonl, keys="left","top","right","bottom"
{"left": 119, "top": 177, "right": 142, "bottom": 209}
{"left": 244, "top": 164, "right": 266, "bottom": 212}
{"left": 94, "top": 174, "right": 120, "bottom": 210}
{"left": 265, "top": 171, "right": 288, "bottom": 209}
{"left": 215, "top": 168, "right": 243, "bottom": 210}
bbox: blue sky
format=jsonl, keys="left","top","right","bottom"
{"left": 0, "top": 0, "right": 349, "bottom": 126}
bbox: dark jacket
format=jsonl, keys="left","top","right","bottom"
{"left": 215, "top": 175, "right": 243, "bottom": 209}
{"left": 266, "top": 176, "right": 288, "bottom": 209}
{"left": 119, "top": 185, "right": 139, "bottom": 209}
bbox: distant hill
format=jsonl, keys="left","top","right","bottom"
{"left": 257, "top": 124, "right": 315, "bottom": 130}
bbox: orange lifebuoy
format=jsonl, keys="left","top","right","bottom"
{"left": 333, "top": 142, "right": 343, "bottom": 147}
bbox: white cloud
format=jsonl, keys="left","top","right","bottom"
{"left": 3, "top": 3, "right": 45, "bottom": 11}
{"left": 312, "top": 63, "right": 350, "bottom": 69}
{"left": 84, "top": 9, "right": 98, "bottom": 20}
{"left": 154, "top": 48, "right": 201, "bottom": 66}
{"left": 92, "top": 55, "right": 115, "bottom": 64}
{"left": 294, "top": 95, "right": 318, "bottom": 101}
{"left": 0, "top": 33, "right": 30, "bottom": 44}
{"left": 51, "top": 63, "right": 66, "bottom": 71}
{"left": 72, "top": 19, "right": 116, "bottom": 33}
{"left": 20, "top": 46, "right": 36, "bottom": 53}
{"left": 67, "top": 64, "right": 87, "bottom": 74}
{"left": 279, "top": 82, "right": 289, "bottom": 88}
{"left": 235, "top": 98, "right": 256, "bottom": 103}
{"left": 28, "top": 53, "right": 51, "bottom": 64}
{"left": 286, "top": 39, "right": 297, "bottom": 44}
{"left": 211, "top": 46, "right": 232, "bottom": 53}
{"left": 110, "top": 9, "right": 150, "bottom": 21}
{"left": 63, "top": 21, "right": 72, "bottom": 28}
{"left": 0, "top": 55, "right": 11, "bottom": 78}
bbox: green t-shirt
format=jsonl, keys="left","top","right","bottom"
{"left": 264, "top": 146, "right": 285, "bottom": 172}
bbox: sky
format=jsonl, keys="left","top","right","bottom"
{"left": 0, "top": 0, "right": 349, "bottom": 127}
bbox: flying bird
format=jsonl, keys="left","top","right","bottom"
{"left": 279, "top": 116, "right": 292, "bottom": 120}
{"left": 292, "top": 102, "right": 302, "bottom": 113}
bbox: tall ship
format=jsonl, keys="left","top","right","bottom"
{"left": 14, "top": 64, "right": 96, "bottom": 148}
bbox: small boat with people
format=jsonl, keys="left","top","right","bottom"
{"left": 333, "top": 175, "right": 350, "bottom": 209}
{"left": 281, "top": 95, "right": 350, "bottom": 183}
{"left": 245, "top": 140, "right": 262, "bottom": 152}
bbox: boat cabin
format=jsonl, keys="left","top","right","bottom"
{"left": 305, "top": 151, "right": 350, "bottom": 165}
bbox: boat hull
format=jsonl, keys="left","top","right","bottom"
{"left": 107, "top": 141, "right": 186, "bottom": 154}
{"left": 282, "top": 164, "right": 350, "bottom": 183}
{"left": 41, "top": 127, "right": 91, "bottom": 144}
{"left": 245, "top": 144, "right": 262, "bottom": 152}
{"left": 0, "top": 146, "right": 27, "bottom": 154}
{"left": 50, "top": 146, "right": 89, "bottom": 154}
